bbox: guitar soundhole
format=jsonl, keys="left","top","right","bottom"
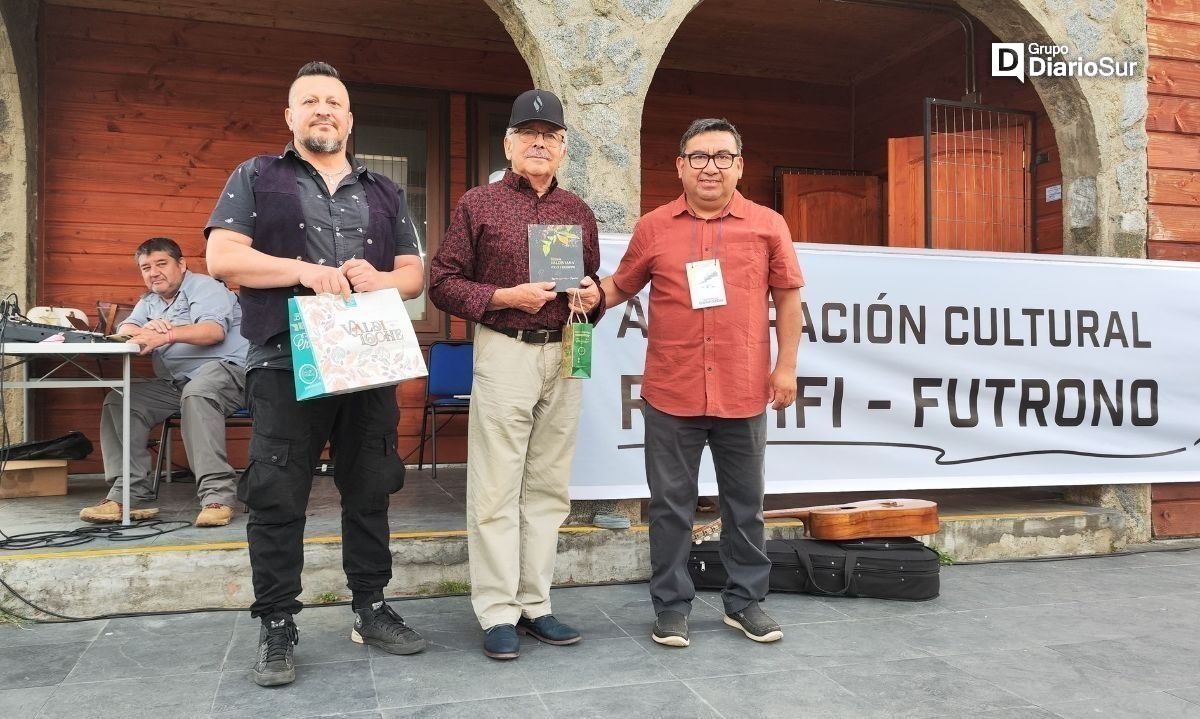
{"left": 838, "top": 506, "right": 856, "bottom": 510}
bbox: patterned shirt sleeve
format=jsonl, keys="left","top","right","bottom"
{"left": 428, "top": 191, "right": 499, "bottom": 323}
{"left": 205, "top": 158, "right": 259, "bottom": 238}
{"left": 580, "top": 205, "right": 608, "bottom": 325}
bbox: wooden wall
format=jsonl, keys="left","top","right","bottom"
{"left": 854, "top": 28, "right": 1064, "bottom": 253}
{"left": 641, "top": 70, "right": 852, "bottom": 213}
{"left": 1148, "top": 0, "right": 1200, "bottom": 536}
{"left": 37, "top": 6, "right": 531, "bottom": 472}
{"left": 1147, "top": 0, "right": 1200, "bottom": 261}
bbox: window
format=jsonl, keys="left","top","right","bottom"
{"left": 473, "top": 98, "right": 515, "bottom": 188}
{"left": 350, "top": 89, "right": 445, "bottom": 336}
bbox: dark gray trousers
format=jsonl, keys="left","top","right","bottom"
{"left": 643, "top": 401, "right": 770, "bottom": 616}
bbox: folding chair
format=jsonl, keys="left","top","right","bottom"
{"left": 417, "top": 340, "right": 473, "bottom": 477}
{"left": 151, "top": 407, "right": 253, "bottom": 499}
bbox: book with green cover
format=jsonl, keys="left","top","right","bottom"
{"left": 528, "top": 224, "right": 584, "bottom": 291}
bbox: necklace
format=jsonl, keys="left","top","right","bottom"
{"left": 317, "top": 162, "right": 350, "bottom": 179}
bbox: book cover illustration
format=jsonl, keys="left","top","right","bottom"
{"left": 528, "top": 224, "right": 584, "bottom": 291}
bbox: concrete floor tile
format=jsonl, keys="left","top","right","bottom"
{"left": 540, "top": 680, "right": 720, "bottom": 718}
{"left": 99, "top": 610, "right": 237, "bottom": 639}
{"left": 66, "top": 626, "right": 231, "bottom": 682}
{"left": 820, "top": 656, "right": 1028, "bottom": 719}
{"left": 0, "top": 686, "right": 54, "bottom": 719}
{"left": 36, "top": 672, "right": 221, "bottom": 719}
{"left": 686, "top": 668, "right": 885, "bottom": 719}
{"left": 1049, "top": 634, "right": 1200, "bottom": 691}
{"left": 932, "top": 708, "right": 1060, "bottom": 719}
{"left": 899, "top": 610, "right": 1046, "bottom": 656}
{"left": 804, "top": 593, "right": 952, "bottom": 620}
{"left": 632, "top": 623, "right": 798, "bottom": 680}
{"left": 1170, "top": 686, "right": 1200, "bottom": 706}
{"left": 212, "top": 659, "right": 378, "bottom": 718}
{"left": 783, "top": 617, "right": 934, "bottom": 667}
{"left": 0, "top": 619, "right": 106, "bottom": 648}
{"left": 380, "top": 695, "right": 549, "bottom": 719}
{"left": 942, "top": 646, "right": 1159, "bottom": 705}
{"left": 0, "top": 642, "right": 89, "bottom": 689}
{"left": 372, "top": 648, "right": 533, "bottom": 709}
{"left": 516, "top": 636, "right": 673, "bottom": 693}
{"left": 1044, "top": 689, "right": 1200, "bottom": 718}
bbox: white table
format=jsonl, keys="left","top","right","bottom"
{"left": 2, "top": 342, "right": 140, "bottom": 524}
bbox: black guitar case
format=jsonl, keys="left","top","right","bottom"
{"left": 688, "top": 536, "right": 940, "bottom": 601}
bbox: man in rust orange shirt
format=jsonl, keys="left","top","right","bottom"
{"left": 601, "top": 118, "right": 804, "bottom": 649}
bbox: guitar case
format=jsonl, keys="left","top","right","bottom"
{"left": 687, "top": 537, "right": 940, "bottom": 601}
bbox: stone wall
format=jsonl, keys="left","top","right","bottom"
{"left": 485, "top": 0, "right": 701, "bottom": 233}
{"left": 0, "top": 0, "right": 38, "bottom": 440}
{"left": 957, "top": 0, "right": 1148, "bottom": 258}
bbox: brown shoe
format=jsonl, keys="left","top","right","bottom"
{"left": 194, "top": 503, "right": 233, "bottom": 527}
{"left": 79, "top": 500, "right": 159, "bottom": 524}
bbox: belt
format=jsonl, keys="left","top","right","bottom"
{"left": 492, "top": 327, "right": 563, "bottom": 344}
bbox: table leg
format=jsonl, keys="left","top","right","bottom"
{"left": 22, "top": 358, "right": 30, "bottom": 443}
{"left": 121, "top": 353, "right": 131, "bottom": 526}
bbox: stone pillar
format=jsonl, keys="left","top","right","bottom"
{"left": 484, "top": 0, "right": 700, "bottom": 234}
{"left": 957, "top": 0, "right": 1151, "bottom": 540}
{"left": 956, "top": 0, "right": 1148, "bottom": 258}
{"left": 485, "top": 0, "right": 700, "bottom": 524}
{"left": 0, "top": 0, "right": 38, "bottom": 443}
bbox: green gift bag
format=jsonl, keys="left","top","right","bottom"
{"left": 561, "top": 306, "right": 592, "bottom": 379}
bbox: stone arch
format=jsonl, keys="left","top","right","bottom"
{"left": 0, "top": 0, "right": 37, "bottom": 306}
{"left": 489, "top": 0, "right": 1144, "bottom": 256}
{"left": 0, "top": 0, "right": 38, "bottom": 438}
{"left": 483, "top": 0, "right": 703, "bottom": 232}
{"left": 955, "top": 0, "right": 1147, "bottom": 258}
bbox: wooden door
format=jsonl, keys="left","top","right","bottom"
{"left": 888, "top": 131, "right": 1030, "bottom": 251}
{"left": 780, "top": 174, "right": 881, "bottom": 245}
{"left": 887, "top": 136, "right": 925, "bottom": 248}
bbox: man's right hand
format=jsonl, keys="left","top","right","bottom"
{"left": 497, "top": 282, "right": 558, "bottom": 314}
{"left": 298, "top": 263, "right": 351, "bottom": 299}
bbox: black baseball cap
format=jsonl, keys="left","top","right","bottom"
{"left": 509, "top": 89, "right": 566, "bottom": 130}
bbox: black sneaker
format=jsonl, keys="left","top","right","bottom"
{"left": 253, "top": 616, "right": 298, "bottom": 687}
{"left": 351, "top": 601, "right": 427, "bottom": 655}
{"left": 724, "top": 603, "right": 783, "bottom": 643}
{"left": 651, "top": 610, "right": 690, "bottom": 648}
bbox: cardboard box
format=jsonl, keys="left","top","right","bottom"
{"left": 0, "top": 459, "right": 68, "bottom": 498}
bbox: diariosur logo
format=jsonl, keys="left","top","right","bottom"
{"left": 991, "top": 42, "right": 1137, "bottom": 82}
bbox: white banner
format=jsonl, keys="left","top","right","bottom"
{"left": 569, "top": 234, "right": 1200, "bottom": 499}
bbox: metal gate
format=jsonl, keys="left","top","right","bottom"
{"left": 923, "top": 98, "right": 1037, "bottom": 251}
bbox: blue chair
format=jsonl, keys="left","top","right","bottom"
{"left": 417, "top": 340, "right": 473, "bottom": 477}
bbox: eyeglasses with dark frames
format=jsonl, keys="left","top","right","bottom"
{"left": 510, "top": 128, "right": 565, "bottom": 149}
{"left": 682, "top": 152, "right": 739, "bottom": 170}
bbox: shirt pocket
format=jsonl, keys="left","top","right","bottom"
{"left": 724, "top": 243, "right": 768, "bottom": 290}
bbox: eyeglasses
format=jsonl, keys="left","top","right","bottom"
{"left": 510, "top": 128, "right": 564, "bottom": 149}
{"left": 682, "top": 152, "right": 739, "bottom": 170}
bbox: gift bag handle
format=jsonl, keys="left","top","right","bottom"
{"left": 566, "top": 288, "right": 587, "bottom": 324}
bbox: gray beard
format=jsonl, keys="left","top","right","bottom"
{"left": 300, "top": 135, "right": 343, "bottom": 154}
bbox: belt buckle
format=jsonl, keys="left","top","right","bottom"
{"left": 523, "top": 329, "right": 551, "bottom": 345}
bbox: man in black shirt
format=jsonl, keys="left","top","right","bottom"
{"left": 206, "top": 61, "right": 425, "bottom": 688}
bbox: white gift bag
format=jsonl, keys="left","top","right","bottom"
{"left": 289, "top": 288, "right": 428, "bottom": 400}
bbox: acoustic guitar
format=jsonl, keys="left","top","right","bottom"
{"left": 691, "top": 498, "right": 939, "bottom": 544}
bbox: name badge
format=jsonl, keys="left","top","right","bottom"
{"left": 685, "top": 259, "right": 727, "bottom": 309}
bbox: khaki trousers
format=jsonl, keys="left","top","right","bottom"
{"left": 467, "top": 325, "right": 582, "bottom": 629}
